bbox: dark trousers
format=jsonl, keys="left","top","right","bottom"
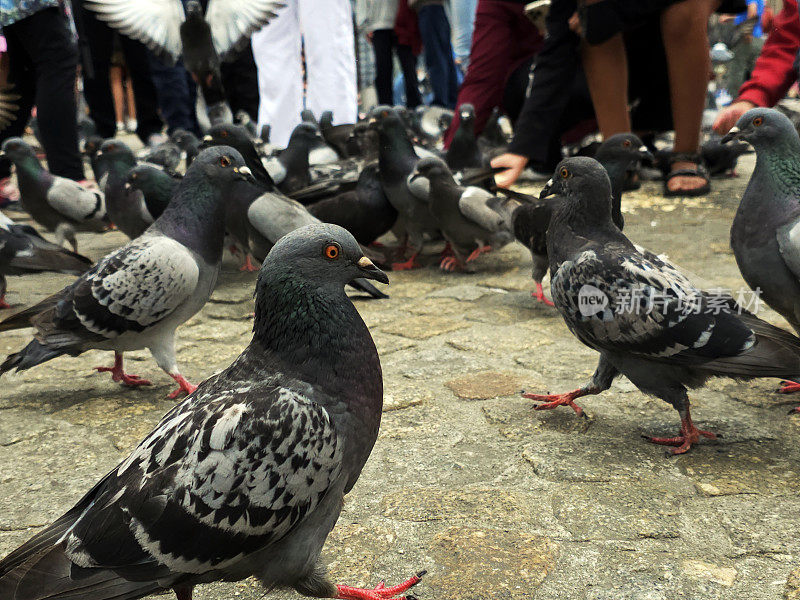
{"left": 220, "top": 41, "right": 260, "bottom": 121}
{"left": 371, "top": 29, "right": 422, "bottom": 108}
{"left": 149, "top": 55, "right": 200, "bottom": 136}
{"left": 75, "top": 2, "right": 163, "bottom": 143}
{"left": 444, "top": 0, "right": 543, "bottom": 147}
{"left": 417, "top": 4, "right": 458, "bottom": 108}
{"left": 0, "top": 7, "right": 84, "bottom": 180}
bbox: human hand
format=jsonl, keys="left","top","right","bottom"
{"left": 713, "top": 100, "right": 757, "bottom": 135}
{"left": 747, "top": 1, "right": 758, "bottom": 20}
{"left": 491, "top": 153, "right": 529, "bottom": 188}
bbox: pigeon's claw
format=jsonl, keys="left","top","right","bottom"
{"left": 239, "top": 254, "right": 259, "bottom": 272}
{"left": 644, "top": 410, "right": 717, "bottom": 454}
{"left": 336, "top": 571, "right": 425, "bottom": 600}
{"left": 0, "top": 294, "right": 10, "bottom": 309}
{"left": 392, "top": 253, "right": 421, "bottom": 271}
{"left": 168, "top": 374, "right": 197, "bottom": 400}
{"left": 439, "top": 256, "right": 462, "bottom": 272}
{"left": 531, "top": 282, "right": 555, "bottom": 306}
{"left": 777, "top": 380, "right": 800, "bottom": 394}
{"left": 523, "top": 389, "right": 585, "bottom": 417}
{"left": 95, "top": 353, "right": 152, "bottom": 387}
{"left": 466, "top": 245, "right": 491, "bottom": 262}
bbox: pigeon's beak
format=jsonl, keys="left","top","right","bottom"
{"left": 638, "top": 145, "right": 654, "bottom": 163}
{"left": 721, "top": 127, "right": 741, "bottom": 144}
{"left": 356, "top": 256, "right": 389, "bottom": 284}
{"left": 540, "top": 178, "right": 555, "bottom": 198}
{"left": 234, "top": 166, "right": 256, "bottom": 184}
{"left": 124, "top": 182, "right": 131, "bottom": 190}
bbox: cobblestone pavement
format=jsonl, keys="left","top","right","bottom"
{"left": 2, "top": 153, "right": 800, "bottom": 600}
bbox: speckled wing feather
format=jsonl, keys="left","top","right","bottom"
{"left": 551, "top": 244, "right": 756, "bottom": 363}
{"left": 206, "top": 0, "right": 285, "bottom": 58}
{"left": 46, "top": 177, "right": 106, "bottom": 223}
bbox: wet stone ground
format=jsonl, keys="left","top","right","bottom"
{"left": 2, "top": 152, "right": 800, "bottom": 599}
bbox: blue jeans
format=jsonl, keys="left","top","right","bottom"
{"left": 417, "top": 4, "right": 458, "bottom": 109}
{"left": 451, "top": 0, "right": 478, "bottom": 67}
{"left": 148, "top": 54, "right": 200, "bottom": 136}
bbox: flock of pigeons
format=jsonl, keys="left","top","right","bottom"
{"left": 0, "top": 99, "right": 798, "bottom": 599}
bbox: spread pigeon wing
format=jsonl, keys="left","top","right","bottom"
{"left": 776, "top": 214, "right": 800, "bottom": 285}
{"left": 551, "top": 244, "right": 755, "bottom": 363}
{"left": 63, "top": 382, "right": 342, "bottom": 576}
{"left": 32, "top": 236, "right": 199, "bottom": 345}
{"left": 458, "top": 186, "right": 505, "bottom": 232}
{"left": 84, "top": 0, "right": 185, "bottom": 64}
{"left": 206, "top": 0, "right": 285, "bottom": 58}
{"left": 46, "top": 177, "right": 106, "bottom": 223}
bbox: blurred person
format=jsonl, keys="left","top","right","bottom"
{"left": 357, "top": 0, "right": 422, "bottom": 107}
{"left": 252, "top": 0, "right": 358, "bottom": 147}
{"left": 714, "top": 0, "right": 797, "bottom": 134}
{"left": 148, "top": 55, "right": 201, "bottom": 136}
{"left": 109, "top": 42, "right": 136, "bottom": 133}
{"left": 411, "top": 0, "right": 459, "bottom": 108}
{"left": 0, "top": 0, "right": 85, "bottom": 203}
{"left": 720, "top": 0, "right": 765, "bottom": 99}
{"left": 452, "top": 0, "right": 479, "bottom": 70}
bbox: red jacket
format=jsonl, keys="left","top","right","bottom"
{"left": 737, "top": 0, "right": 800, "bottom": 107}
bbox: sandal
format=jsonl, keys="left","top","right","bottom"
{"left": 663, "top": 152, "right": 710, "bottom": 198}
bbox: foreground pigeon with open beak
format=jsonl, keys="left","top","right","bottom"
{"left": 0, "top": 223, "right": 425, "bottom": 600}
{"left": 524, "top": 157, "right": 800, "bottom": 454}
{"left": 0, "top": 147, "right": 254, "bottom": 399}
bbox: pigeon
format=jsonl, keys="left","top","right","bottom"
{"left": 126, "top": 163, "right": 182, "bottom": 221}
{"left": 524, "top": 156, "right": 800, "bottom": 454}
{"left": 0, "top": 223, "right": 426, "bottom": 600}
{"left": 409, "top": 157, "right": 512, "bottom": 271}
{"left": 202, "top": 124, "right": 276, "bottom": 187}
{"left": 297, "top": 111, "right": 339, "bottom": 165}
{"left": 308, "top": 163, "right": 398, "bottom": 246}
{"left": 319, "top": 110, "right": 354, "bottom": 158}
{"left": 723, "top": 108, "right": 800, "bottom": 394}
{"left": 478, "top": 107, "right": 510, "bottom": 152}
{"left": 496, "top": 133, "right": 650, "bottom": 304}
{"left": 83, "top": 135, "right": 107, "bottom": 183}
{"left": 445, "top": 103, "right": 485, "bottom": 172}
{"left": 171, "top": 128, "right": 201, "bottom": 166}
{"left": 0, "top": 147, "right": 254, "bottom": 399}
{"left": 0, "top": 138, "right": 106, "bottom": 252}
{"left": 143, "top": 140, "right": 183, "bottom": 171}
{"left": 264, "top": 123, "right": 318, "bottom": 193}
{"left": 371, "top": 106, "right": 437, "bottom": 270}
{"left": 234, "top": 109, "right": 258, "bottom": 138}
{"left": 0, "top": 211, "right": 93, "bottom": 308}
{"left": 96, "top": 139, "right": 157, "bottom": 239}
{"left": 701, "top": 134, "right": 753, "bottom": 177}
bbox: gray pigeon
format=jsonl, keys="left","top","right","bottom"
{"left": 0, "top": 211, "right": 93, "bottom": 309}
{"left": 126, "top": 163, "right": 182, "bottom": 221}
{"left": 170, "top": 128, "right": 200, "bottom": 166}
{"left": 0, "top": 223, "right": 428, "bottom": 600}
{"left": 724, "top": 108, "right": 800, "bottom": 395}
{"left": 0, "top": 138, "right": 106, "bottom": 252}
{"left": 97, "top": 139, "right": 156, "bottom": 239}
{"left": 410, "top": 156, "right": 512, "bottom": 271}
{"left": 525, "top": 157, "right": 800, "bottom": 454}
{"left": 0, "top": 147, "right": 254, "bottom": 399}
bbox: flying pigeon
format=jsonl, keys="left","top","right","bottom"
{"left": 524, "top": 157, "right": 800, "bottom": 454}
{"left": 0, "top": 211, "right": 93, "bottom": 308}
{"left": 0, "top": 147, "right": 255, "bottom": 399}
{"left": 0, "top": 138, "right": 106, "bottom": 252}
{"left": 0, "top": 223, "right": 426, "bottom": 600}
{"left": 409, "top": 157, "right": 512, "bottom": 271}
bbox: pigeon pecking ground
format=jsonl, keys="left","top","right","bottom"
{"left": 2, "top": 144, "right": 800, "bottom": 599}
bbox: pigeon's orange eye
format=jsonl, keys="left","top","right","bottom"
{"left": 560, "top": 167, "right": 570, "bottom": 178}
{"left": 219, "top": 156, "right": 231, "bottom": 167}
{"left": 622, "top": 139, "right": 632, "bottom": 147}
{"left": 324, "top": 243, "right": 341, "bottom": 260}
{"left": 753, "top": 116, "right": 764, "bottom": 127}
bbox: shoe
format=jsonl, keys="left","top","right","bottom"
{"left": 125, "top": 118, "right": 137, "bottom": 133}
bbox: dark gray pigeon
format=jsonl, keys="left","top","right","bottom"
{"left": 83, "top": 135, "right": 107, "bottom": 183}
{"left": 0, "top": 138, "right": 106, "bottom": 252}
{"left": 97, "top": 139, "right": 156, "bottom": 239}
{"left": 724, "top": 107, "right": 800, "bottom": 396}
{"left": 319, "top": 110, "right": 354, "bottom": 158}
{"left": 0, "top": 147, "right": 254, "bottom": 399}
{"left": 0, "top": 224, "right": 427, "bottom": 600}
{"left": 170, "top": 128, "right": 200, "bottom": 166}
{"left": 445, "top": 103, "right": 485, "bottom": 172}
{"left": 0, "top": 211, "right": 93, "bottom": 309}
{"left": 410, "top": 157, "right": 512, "bottom": 271}
{"left": 524, "top": 157, "right": 800, "bottom": 454}
{"left": 701, "top": 134, "right": 752, "bottom": 177}
{"left": 126, "top": 163, "right": 182, "bottom": 220}
{"left": 144, "top": 140, "right": 182, "bottom": 171}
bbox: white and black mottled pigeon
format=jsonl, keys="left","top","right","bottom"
{"left": 525, "top": 157, "right": 800, "bottom": 454}
{"left": 0, "top": 147, "right": 255, "bottom": 399}
{"left": 409, "top": 156, "right": 512, "bottom": 271}
{"left": 0, "top": 223, "right": 427, "bottom": 600}
{"left": 0, "top": 211, "right": 93, "bottom": 309}
{"left": 0, "top": 138, "right": 106, "bottom": 252}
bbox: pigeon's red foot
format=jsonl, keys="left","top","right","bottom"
{"left": 95, "top": 354, "right": 152, "bottom": 387}
{"left": 0, "top": 294, "right": 10, "bottom": 309}
{"left": 777, "top": 380, "right": 800, "bottom": 394}
{"left": 531, "top": 282, "right": 555, "bottom": 306}
{"left": 645, "top": 412, "right": 717, "bottom": 455}
{"left": 239, "top": 254, "right": 259, "bottom": 272}
{"left": 439, "top": 256, "right": 463, "bottom": 272}
{"left": 391, "top": 254, "right": 421, "bottom": 271}
{"left": 336, "top": 571, "right": 426, "bottom": 600}
{"left": 466, "top": 245, "right": 491, "bottom": 262}
{"left": 522, "top": 388, "right": 586, "bottom": 417}
{"left": 168, "top": 374, "right": 197, "bottom": 400}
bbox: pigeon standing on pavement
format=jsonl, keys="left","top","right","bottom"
{"left": 701, "top": 134, "right": 752, "bottom": 177}
{"left": 446, "top": 103, "right": 485, "bottom": 172}
{"left": 0, "top": 138, "right": 106, "bottom": 252}
{"left": 126, "top": 163, "right": 182, "bottom": 221}
{"left": 0, "top": 147, "right": 254, "bottom": 399}
{"left": 171, "top": 128, "right": 201, "bottom": 166}
{"left": 0, "top": 223, "right": 426, "bottom": 600}
{"left": 523, "top": 157, "right": 800, "bottom": 453}
{"left": 0, "top": 211, "right": 93, "bottom": 308}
